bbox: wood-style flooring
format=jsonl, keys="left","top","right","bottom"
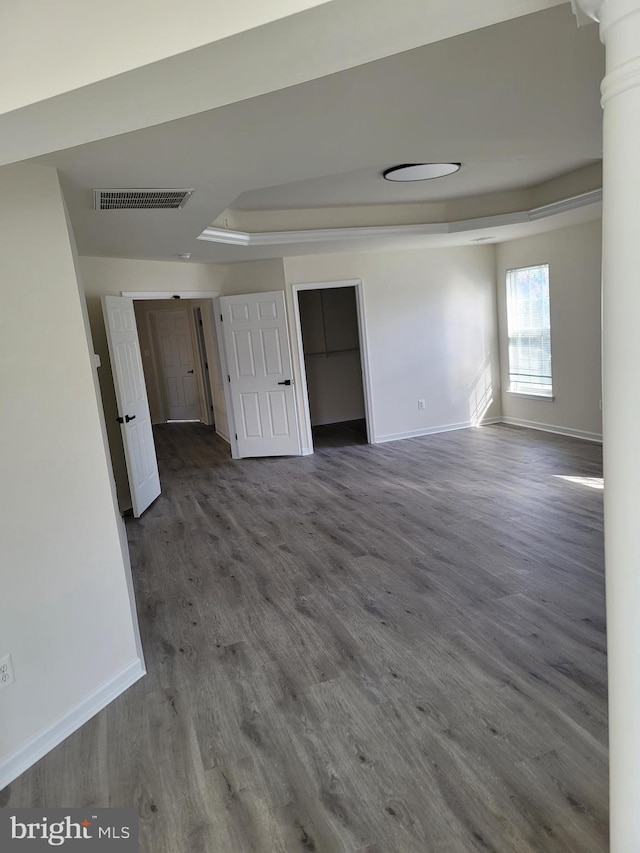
{"left": 3, "top": 422, "right": 608, "bottom": 852}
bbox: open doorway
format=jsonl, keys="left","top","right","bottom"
{"left": 292, "top": 280, "right": 373, "bottom": 451}
{"left": 103, "top": 290, "right": 229, "bottom": 516}
{"left": 134, "top": 299, "right": 215, "bottom": 426}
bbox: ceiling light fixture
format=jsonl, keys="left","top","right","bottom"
{"left": 383, "top": 163, "right": 460, "bottom": 182}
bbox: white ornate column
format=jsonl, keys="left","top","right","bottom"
{"left": 575, "top": 1, "right": 640, "bottom": 849}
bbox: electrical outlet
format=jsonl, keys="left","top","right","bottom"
{"left": 0, "top": 654, "right": 14, "bottom": 690}
{"left": 417, "top": 399, "right": 426, "bottom": 411}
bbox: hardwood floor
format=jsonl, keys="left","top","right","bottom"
{"left": 311, "top": 419, "right": 368, "bottom": 448}
{"left": 3, "top": 423, "right": 608, "bottom": 852}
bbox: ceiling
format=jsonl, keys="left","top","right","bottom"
{"left": 31, "top": 3, "right": 604, "bottom": 264}
{"left": 232, "top": 159, "right": 596, "bottom": 211}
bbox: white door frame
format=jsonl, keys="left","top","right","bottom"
{"left": 291, "top": 279, "right": 375, "bottom": 451}
{"left": 213, "top": 299, "right": 240, "bottom": 458}
{"left": 122, "top": 291, "right": 221, "bottom": 301}
{"left": 193, "top": 305, "right": 215, "bottom": 426}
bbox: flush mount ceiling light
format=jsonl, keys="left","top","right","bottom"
{"left": 382, "top": 163, "right": 461, "bottom": 182}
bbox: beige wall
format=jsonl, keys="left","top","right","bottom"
{"left": 284, "top": 246, "right": 501, "bottom": 444}
{"left": 81, "top": 256, "right": 223, "bottom": 509}
{"left": 0, "top": 0, "right": 329, "bottom": 114}
{"left": 0, "top": 164, "right": 142, "bottom": 785}
{"left": 496, "top": 219, "right": 603, "bottom": 440}
{"left": 219, "top": 258, "right": 287, "bottom": 295}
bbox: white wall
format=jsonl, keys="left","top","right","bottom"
{"left": 284, "top": 246, "right": 501, "bottom": 444}
{"left": 81, "top": 256, "right": 223, "bottom": 510}
{"left": 0, "top": 164, "right": 143, "bottom": 788}
{"left": 496, "top": 219, "right": 603, "bottom": 441}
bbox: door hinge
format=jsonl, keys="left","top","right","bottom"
{"left": 220, "top": 313, "right": 223, "bottom": 322}
{"left": 205, "top": 361, "right": 208, "bottom": 370}
{"left": 210, "top": 405, "right": 214, "bottom": 412}
{"left": 228, "top": 374, "right": 231, "bottom": 382}
{"left": 235, "top": 433, "right": 238, "bottom": 440}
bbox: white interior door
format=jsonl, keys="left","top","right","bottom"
{"left": 154, "top": 309, "right": 200, "bottom": 421}
{"left": 220, "top": 291, "right": 300, "bottom": 458}
{"left": 103, "top": 295, "right": 161, "bottom": 517}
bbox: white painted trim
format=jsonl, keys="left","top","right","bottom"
{"left": 505, "top": 390, "right": 555, "bottom": 402}
{"left": 571, "top": 0, "right": 599, "bottom": 26}
{"left": 198, "top": 229, "right": 251, "bottom": 246}
{"left": 528, "top": 189, "right": 602, "bottom": 220}
{"left": 293, "top": 278, "right": 362, "bottom": 292}
{"left": 290, "top": 289, "right": 314, "bottom": 454}
{"left": 191, "top": 305, "right": 215, "bottom": 426}
{"left": 500, "top": 416, "right": 602, "bottom": 443}
{"left": 199, "top": 223, "right": 444, "bottom": 247}
{"left": 213, "top": 297, "right": 240, "bottom": 460}
{"left": 291, "top": 279, "right": 375, "bottom": 453}
{"left": 354, "top": 283, "right": 376, "bottom": 445}
{"left": 0, "top": 658, "right": 145, "bottom": 791}
{"left": 114, "top": 518, "right": 146, "bottom": 669}
{"left": 375, "top": 417, "right": 501, "bottom": 444}
{"left": 121, "top": 290, "right": 220, "bottom": 300}
{"left": 197, "top": 190, "right": 603, "bottom": 248}
{"left": 601, "top": 55, "right": 640, "bottom": 105}
{"left": 448, "top": 211, "right": 528, "bottom": 233}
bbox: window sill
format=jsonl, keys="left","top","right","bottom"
{"left": 506, "top": 390, "right": 555, "bottom": 402}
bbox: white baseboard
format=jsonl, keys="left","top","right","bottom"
{"left": 374, "top": 417, "right": 501, "bottom": 444}
{"left": 500, "top": 417, "right": 602, "bottom": 443}
{"left": 0, "top": 657, "right": 145, "bottom": 791}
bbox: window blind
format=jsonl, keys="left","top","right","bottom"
{"left": 506, "top": 264, "right": 552, "bottom": 394}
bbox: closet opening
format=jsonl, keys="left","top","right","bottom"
{"left": 293, "top": 280, "right": 373, "bottom": 451}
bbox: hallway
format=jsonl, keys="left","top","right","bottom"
{"left": 4, "top": 423, "right": 608, "bottom": 852}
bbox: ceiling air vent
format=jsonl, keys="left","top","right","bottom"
{"left": 93, "top": 188, "right": 194, "bottom": 210}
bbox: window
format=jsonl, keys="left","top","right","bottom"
{"left": 506, "top": 264, "right": 552, "bottom": 396}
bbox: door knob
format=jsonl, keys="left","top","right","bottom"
{"left": 116, "top": 414, "right": 136, "bottom": 424}
{"left": 187, "top": 369, "right": 194, "bottom": 374}
{"left": 277, "top": 379, "right": 292, "bottom": 386}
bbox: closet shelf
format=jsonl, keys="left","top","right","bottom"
{"left": 304, "top": 348, "right": 360, "bottom": 358}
